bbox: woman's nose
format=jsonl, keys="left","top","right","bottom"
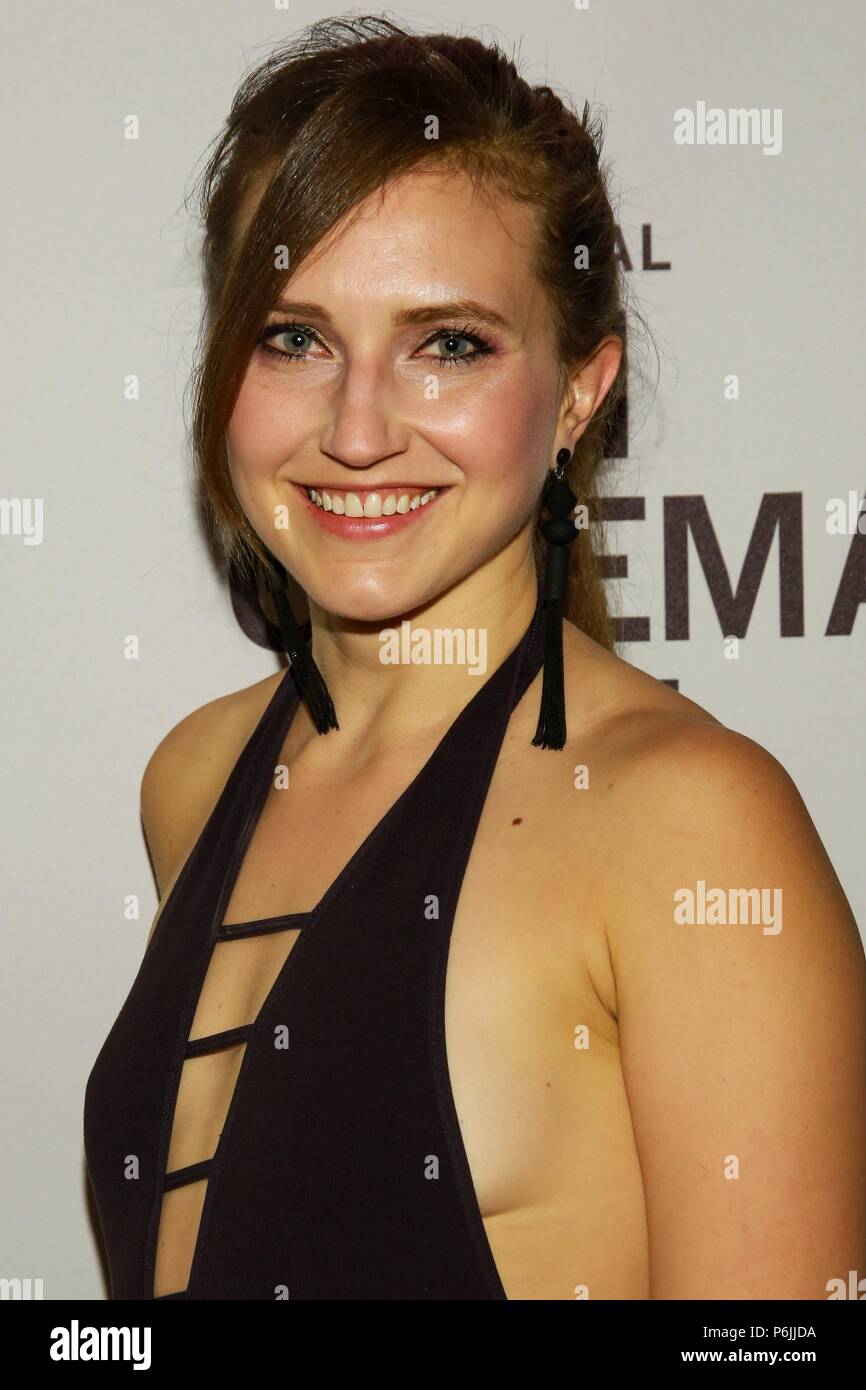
{"left": 320, "top": 363, "right": 410, "bottom": 468}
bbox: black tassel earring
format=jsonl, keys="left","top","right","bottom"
{"left": 263, "top": 556, "right": 339, "bottom": 735}
{"left": 532, "top": 446, "right": 577, "bottom": 750}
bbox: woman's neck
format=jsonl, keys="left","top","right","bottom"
{"left": 298, "top": 563, "right": 539, "bottom": 754}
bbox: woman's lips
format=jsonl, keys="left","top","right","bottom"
{"left": 292, "top": 482, "right": 448, "bottom": 538}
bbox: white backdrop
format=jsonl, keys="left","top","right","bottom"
{"left": 1, "top": 0, "right": 862, "bottom": 1300}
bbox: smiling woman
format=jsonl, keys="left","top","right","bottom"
{"left": 189, "top": 15, "right": 628, "bottom": 658}
{"left": 82, "top": 12, "right": 866, "bottom": 1303}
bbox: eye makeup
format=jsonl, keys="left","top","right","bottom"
{"left": 255, "top": 319, "right": 497, "bottom": 369}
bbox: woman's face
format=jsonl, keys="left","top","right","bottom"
{"left": 226, "top": 166, "right": 571, "bottom": 622}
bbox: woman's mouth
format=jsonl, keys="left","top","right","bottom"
{"left": 293, "top": 482, "right": 447, "bottom": 538}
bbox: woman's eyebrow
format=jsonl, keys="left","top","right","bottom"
{"left": 271, "top": 297, "right": 514, "bottom": 331}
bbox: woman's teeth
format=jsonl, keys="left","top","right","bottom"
{"left": 305, "top": 487, "right": 441, "bottom": 517}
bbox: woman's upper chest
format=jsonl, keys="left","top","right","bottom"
{"left": 196, "top": 728, "right": 624, "bottom": 1217}
{"left": 440, "top": 748, "right": 625, "bottom": 1215}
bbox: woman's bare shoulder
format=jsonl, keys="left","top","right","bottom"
{"left": 510, "top": 620, "right": 733, "bottom": 772}
{"left": 550, "top": 625, "right": 859, "bottom": 950}
{"left": 562, "top": 641, "right": 866, "bottom": 1300}
{"left": 555, "top": 624, "right": 812, "bottom": 824}
{"left": 510, "top": 621, "right": 824, "bottom": 888}
{"left": 140, "top": 668, "right": 285, "bottom": 899}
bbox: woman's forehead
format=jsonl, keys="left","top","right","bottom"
{"left": 239, "top": 162, "right": 537, "bottom": 265}
{"left": 246, "top": 166, "right": 544, "bottom": 325}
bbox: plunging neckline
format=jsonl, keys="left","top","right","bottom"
{"left": 152, "top": 596, "right": 543, "bottom": 1299}
{"left": 215, "top": 601, "right": 543, "bottom": 939}
{"left": 84, "top": 584, "right": 550, "bottom": 1301}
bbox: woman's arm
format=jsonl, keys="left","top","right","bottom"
{"left": 139, "top": 676, "right": 278, "bottom": 944}
{"left": 608, "top": 724, "right": 866, "bottom": 1299}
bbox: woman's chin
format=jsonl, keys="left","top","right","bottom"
{"left": 303, "top": 575, "right": 441, "bottom": 627}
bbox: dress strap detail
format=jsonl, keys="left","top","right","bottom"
{"left": 215, "top": 915, "right": 307, "bottom": 941}
{"left": 163, "top": 1158, "right": 213, "bottom": 1191}
{"left": 184, "top": 1024, "right": 257, "bottom": 1058}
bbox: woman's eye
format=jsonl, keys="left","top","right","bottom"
{"left": 256, "top": 321, "right": 494, "bottom": 367}
{"left": 257, "top": 324, "right": 319, "bottom": 360}
{"left": 418, "top": 329, "right": 493, "bottom": 368}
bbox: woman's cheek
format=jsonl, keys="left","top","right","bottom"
{"left": 226, "top": 372, "right": 284, "bottom": 465}
{"left": 227, "top": 377, "right": 298, "bottom": 524}
{"left": 465, "top": 402, "right": 547, "bottom": 512}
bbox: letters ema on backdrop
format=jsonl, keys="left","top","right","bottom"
{"left": 597, "top": 492, "right": 864, "bottom": 643}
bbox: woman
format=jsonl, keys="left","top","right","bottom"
{"left": 83, "top": 14, "right": 866, "bottom": 1300}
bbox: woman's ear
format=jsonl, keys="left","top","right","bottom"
{"left": 559, "top": 333, "right": 623, "bottom": 447}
